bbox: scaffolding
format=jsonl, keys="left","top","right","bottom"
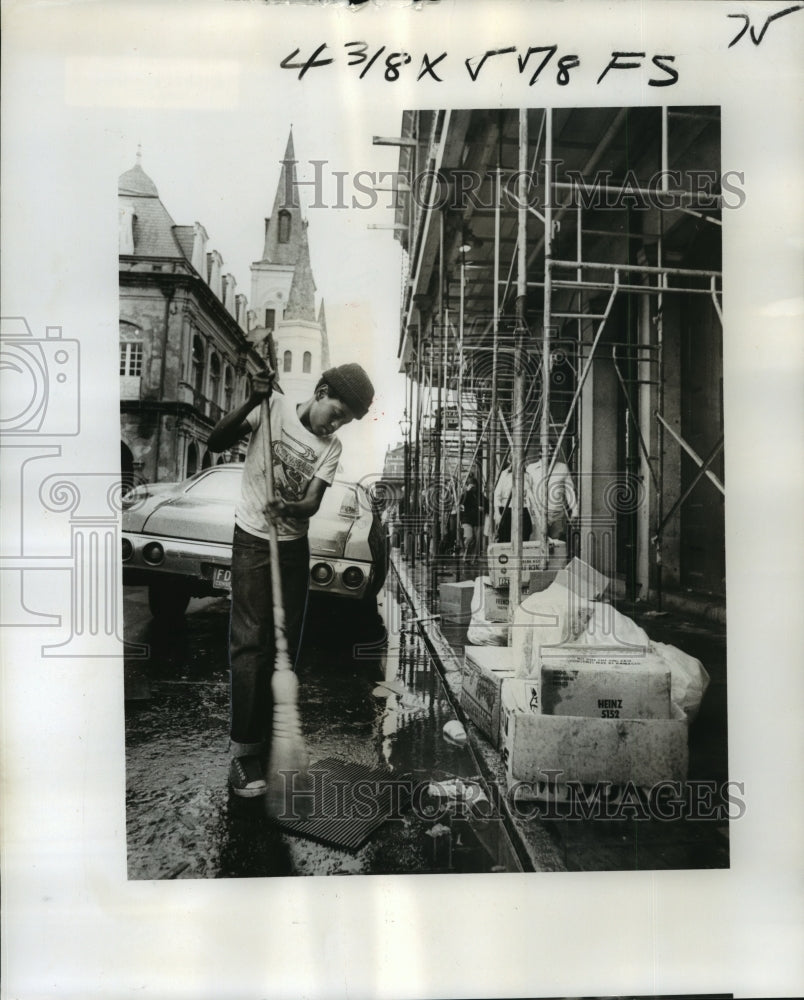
{"left": 382, "top": 106, "right": 725, "bottom": 606}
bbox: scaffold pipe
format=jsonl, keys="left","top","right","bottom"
{"left": 539, "top": 108, "right": 553, "bottom": 570}
{"left": 546, "top": 273, "right": 620, "bottom": 483}
{"left": 655, "top": 413, "right": 725, "bottom": 496}
{"left": 511, "top": 107, "right": 529, "bottom": 605}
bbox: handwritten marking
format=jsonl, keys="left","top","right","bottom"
{"left": 727, "top": 4, "right": 803, "bottom": 47}
{"left": 280, "top": 43, "right": 334, "bottom": 80}
{"left": 465, "top": 46, "right": 517, "bottom": 82}
{"left": 360, "top": 45, "right": 386, "bottom": 80}
{"left": 418, "top": 51, "right": 447, "bottom": 82}
{"left": 279, "top": 43, "right": 680, "bottom": 87}
{"left": 517, "top": 45, "right": 558, "bottom": 85}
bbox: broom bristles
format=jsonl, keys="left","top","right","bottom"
{"left": 266, "top": 668, "right": 310, "bottom": 817}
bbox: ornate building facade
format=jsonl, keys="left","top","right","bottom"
{"left": 118, "top": 131, "right": 329, "bottom": 485}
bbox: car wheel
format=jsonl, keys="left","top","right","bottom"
{"left": 148, "top": 579, "right": 191, "bottom": 620}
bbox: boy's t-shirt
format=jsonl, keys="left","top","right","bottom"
{"left": 235, "top": 394, "right": 341, "bottom": 541}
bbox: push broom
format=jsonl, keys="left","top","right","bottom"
{"left": 259, "top": 344, "right": 310, "bottom": 817}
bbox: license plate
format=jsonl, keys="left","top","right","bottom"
{"left": 213, "top": 566, "right": 232, "bottom": 591}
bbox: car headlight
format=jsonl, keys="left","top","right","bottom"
{"left": 121, "top": 538, "right": 133, "bottom": 562}
{"left": 311, "top": 562, "right": 334, "bottom": 585}
{"left": 142, "top": 541, "right": 165, "bottom": 566}
{"left": 341, "top": 566, "right": 365, "bottom": 590}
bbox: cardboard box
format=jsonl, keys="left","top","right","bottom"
{"left": 500, "top": 679, "right": 687, "bottom": 790}
{"left": 460, "top": 647, "right": 516, "bottom": 747}
{"left": 487, "top": 540, "right": 567, "bottom": 589}
{"left": 478, "top": 560, "right": 605, "bottom": 622}
{"left": 439, "top": 580, "right": 476, "bottom": 624}
{"left": 476, "top": 577, "right": 531, "bottom": 623}
{"left": 540, "top": 660, "right": 671, "bottom": 720}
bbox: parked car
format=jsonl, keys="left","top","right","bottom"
{"left": 122, "top": 465, "right": 388, "bottom": 620}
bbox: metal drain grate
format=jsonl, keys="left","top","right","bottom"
{"left": 275, "top": 757, "right": 409, "bottom": 851}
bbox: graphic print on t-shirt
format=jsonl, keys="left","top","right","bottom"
{"left": 273, "top": 431, "right": 318, "bottom": 501}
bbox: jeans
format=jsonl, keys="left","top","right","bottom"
{"left": 496, "top": 507, "right": 533, "bottom": 543}
{"left": 229, "top": 524, "right": 310, "bottom": 748}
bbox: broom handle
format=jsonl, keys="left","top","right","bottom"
{"left": 260, "top": 396, "right": 292, "bottom": 671}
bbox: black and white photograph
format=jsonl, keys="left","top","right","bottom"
{"left": 119, "top": 105, "right": 730, "bottom": 879}
{"left": 2, "top": 1, "right": 802, "bottom": 997}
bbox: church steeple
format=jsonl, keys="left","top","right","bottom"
{"left": 260, "top": 130, "right": 306, "bottom": 266}
{"left": 251, "top": 129, "right": 325, "bottom": 404}
{"left": 284, "top": 220, "right": 316, "bottom": 322}
{"left": 318, "top": 301, "right": 331, "bottom": 370}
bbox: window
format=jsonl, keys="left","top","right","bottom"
{"left": 264, "top": 308, "right": 275, "bottom": 331}
{"left": 223, "top": 366, "right": 234, "bottom": 411}
{"left": 318, "top": 483, "right": 359, "bottom": 519}
{"left": 209, "top": 353, "right": 221, "bottom": 403}
{"left": 186, "top": 442, "right": 198, "bottom": 478}
{"left": 278, "top": 210, "right": 291, "bottom": 244}
{"left": 283, "top": 350, "right": 292, "bottom": 373}
{"left": 185, "top": 467, "right": 244, "bottom": 502}
{"left": 303, "top": 351, "right": 312, "bottom": 374}
{"left": 120, "top": 342, "right": 143, "bottom": 377}
{"left": 191, "top": 336, "right": 205, "bottom": 393}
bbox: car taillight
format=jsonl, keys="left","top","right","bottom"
{"left": 121, "top": 538, "right": 133, "bottom": 561}
{"left": 342, "top": 566, "right": 365, "bottom": 590}
{"left": 142, "top": 542, "right": 165, "bottom": 565}
{"left": 311, "top": 562, "right": 334, "bottom": 585}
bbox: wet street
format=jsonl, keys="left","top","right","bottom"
{"left": 124, "top": 574, "right": 522, "bottom": 879}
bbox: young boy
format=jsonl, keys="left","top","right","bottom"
{"left": 208, "top": 362, "right": 375, "bottom": 797}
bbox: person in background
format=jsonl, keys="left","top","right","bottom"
{"left": 459, "top": 471, "right": 483, "bottom": 557}
{"left": 492, "top": 464, "right": 533, "bottom": 543}
{"left": 524, "top": 448, "right": 578, "bottom": 541}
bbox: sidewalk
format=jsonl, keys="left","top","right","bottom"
{"left": 390, "top": 547, "right": 730, "bottom": 872}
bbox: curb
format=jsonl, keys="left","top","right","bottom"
{"left": 391, "top": 552, "right": 567, "bottom": 873}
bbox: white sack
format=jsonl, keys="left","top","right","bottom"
{"left": 510, "top": 580, "right": 592, "bottom": 677}
{"left": 576, "top": 602, "right": 651, "bottom": 649}
{"left": 651, "top": 640, "right": 710, "bottom": 723}
{"left": 466, "top": 576, "right": 509, "bottom": 646}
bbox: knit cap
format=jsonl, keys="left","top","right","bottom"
{"left": 322, "top": 363, "right": 375, "bottom": 419}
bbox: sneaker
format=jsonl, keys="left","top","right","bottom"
{"left": 229, "top": 755, "right": 267, "bottom": 798}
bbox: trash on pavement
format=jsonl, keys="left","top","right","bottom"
{"left": 427, "top": 778, "right": 489, "bottom": 809}
{"left": 442, "top": 719, "right": 468, "bottom": 746}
